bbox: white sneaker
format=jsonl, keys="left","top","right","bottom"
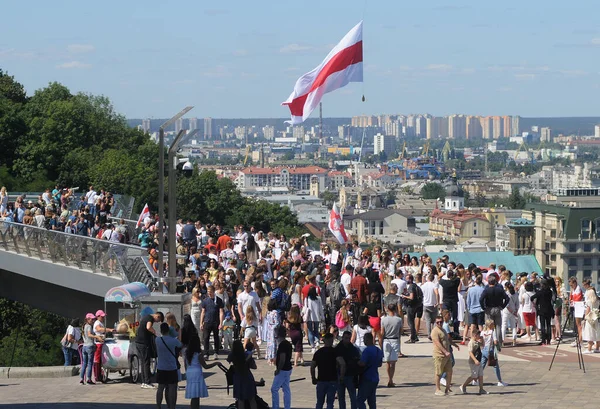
{"left": 571, "top": 341, "right": 578, "bottom": 347}
{"left": 582, "top": 350, "right": 594, "bottom": 354}
{"left": 311, "top": 347, "right": 316, "bottom": 354}
{"left": 497, "top": 382, "right": 508, "bottom": 387}
{"left": 440, "top": 377, "right": 447, "bottom": 386}
{"left": 141, "top": 383, "right": 154, "bottom": 389}
{"left": 213, "top": 354, "right": 219, "bottom": 360}
{"left": 471, "top": 380, "right": 479, "bottom": 386}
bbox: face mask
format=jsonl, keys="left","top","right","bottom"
{"left": 225, "top": 275, "right": 231, "bottom": 282}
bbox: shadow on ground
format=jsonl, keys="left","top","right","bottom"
{"left": 0, "top": 406, "right": 316, "bottom": 409}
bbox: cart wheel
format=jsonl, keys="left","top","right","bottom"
{"left": 119, "top": 370, "right": 127, "bottom": 377}
{"left": 130, "top": 356, "right": 140, "bottom": 384}
{"left": 102, "top": 368, "right": 109, "bottom": 384}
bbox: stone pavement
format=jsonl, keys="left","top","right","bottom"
{"left": 0, "top": 337, "right": 598, "bottom": 409}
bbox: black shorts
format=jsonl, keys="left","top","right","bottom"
{"left": 157, "top": 369, "right": 178, "bottom": 385}
{"left": 470, "top": 312, "right": 486, "bottom": 327}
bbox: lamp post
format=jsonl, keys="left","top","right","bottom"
{"left": 158, "top": 107, "right": 193, "bottom": 290}
{"left": 167, "top": 128, "right": 199, "bottom": 293}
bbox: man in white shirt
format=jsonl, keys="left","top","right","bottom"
{"left": 391, "top": 270, "right": 407, "bottom": 296}
{"left": 238, "top": 281, "right": 261, "bottom": 323}
{"left": 352, "top": 240, "right": 362, "bottom": 269}
{"left": 85, "top": 186, "right": 97, "bottom": 216}
{"left": 340, "top": 264, "right": 353, "bottom": 297}
{"left": 421, "top": 273, "right": 440, "bottom": 340}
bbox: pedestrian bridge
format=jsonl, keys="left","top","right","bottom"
{"left": 0, "top": 221, "right": 158, "bottom": 318}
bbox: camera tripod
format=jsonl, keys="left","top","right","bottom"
{"left": 549, "top": 308, "right": 585, "bottom": 373}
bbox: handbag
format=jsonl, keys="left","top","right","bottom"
{"left": 60, "top": 327, "right": 73, "bottom": 349}
{"left": 487, "top": 348, "right": 497, "bottom": 367}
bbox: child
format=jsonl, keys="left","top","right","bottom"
{"left": 222, "top": 311, "right": 235, "bottom": 352}
{"left": 241, "top": 305, "right": 261, "bottom": 359}
{"left": 460, "top": 330, "right": 487, "bottom": 395}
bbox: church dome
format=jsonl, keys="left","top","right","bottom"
{"left": 445, "top": 176, "right": 464, "bottom": 198}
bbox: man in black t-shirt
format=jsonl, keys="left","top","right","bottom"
{"left": 439, "top": 270, "right": 461, "bottom": 334}
{"left": 311, "top": 333, "right": 339, "bottom": 409}
{"left": 135, "top": 311, "right": 164, "bottom": 388}
{"left": 200, "top": 285, "right": 224, "bottom": 359}
{"left": 402, "top": 274, "right": 424, "bottom": 343}
{"left": 335, "top": 330, "right": 360, "bottom": 409}
{"left": 271, "top": 326, "right": 293, "bottom": 409}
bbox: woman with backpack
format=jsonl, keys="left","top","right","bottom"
{"left": 227, "top": 340, "right": 258, "bottom": 409}
{"left": 285, "top": 305, "right": 304, "bottom": 366}
{"left": 335, "top": 300, "right": 352, "bottom": 333}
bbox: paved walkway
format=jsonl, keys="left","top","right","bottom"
{"left": 0, "top": 337, "right": 597, "bottom": 409}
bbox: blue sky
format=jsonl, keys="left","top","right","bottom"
{"left": 1, "top": 0, "right": 599, "bottom": 119}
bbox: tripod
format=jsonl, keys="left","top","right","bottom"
{"left": 549, "top": 308, "right": 585, "bottom": 373}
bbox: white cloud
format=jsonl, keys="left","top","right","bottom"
{"left": 558, "top": 69, "right": 588, "bottom": 76}
{"left": 279, "top": 43, "right": 313, "bottom": 53}
{"left": 398, "top": 65, "right": 413, "bottom": 71}
{"left": 461, "top": 68, "right": 476, "bottom": 74}
{"left": 56, "top": 61, "right": 91, "bottom": 69}
{"left": 591, "top": 38, "right": 600, "bottom": 45}
{"left": 514, "top": 73, "right": 536, "bottom": 80}
{"left": 67, "top": 44, "right": 95, "bottom": 53}
{"left": 425, "top": 64, "right": 453, "bottom": 71}
{"left": 233, "top": 49, "right": 248, "bottom": 57}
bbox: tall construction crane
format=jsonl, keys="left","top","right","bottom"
{"left": 422, "top": 140, "right": 430, "bottom": 157}
{"left": 396, "top": 141, "right": 407, "bottom": 160}
{"left": 442, "top": 141, "right": 452, "bottom": 161}
{"left": 514, "top": 141, "right": 528, "bottom": 161}
{"left": 243, "top": 144, "right": 252, "bottom": 166}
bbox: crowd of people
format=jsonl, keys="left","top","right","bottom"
{"left": 0, "top": 185, "right": 130, "bottom": 242}
{"left": 39, "top": 201, "right": 599, "bottom": 407}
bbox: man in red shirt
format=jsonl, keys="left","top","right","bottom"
{"left": 350, "top": 267, "right": 368, "bottom": 306}
{"left": 302, "top": 274, "right": 321, "bottom": 302}
{"left": 216, "top": 230, "right": 232, "bottom": 253}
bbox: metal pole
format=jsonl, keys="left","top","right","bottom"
{"left": 157, "top": 107, "right": 193, "bottom": 292}
{"left": 167, "top": 128, "right": 198, "bottom": 294}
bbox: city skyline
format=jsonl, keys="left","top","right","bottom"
{"left": 3, "top": 1, "right": 600, "bottom": 118}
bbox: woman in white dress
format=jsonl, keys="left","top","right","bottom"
{"left": 190, "top": 287, "right": 203, "bottom": 341}
{"left": 185, "top": 334, "right": 224, "bottom": 409}
{"left": 581, "top": 278, "right": 600, "bottom": 354}
{"left": 501, "top": 283, "right": 520, "bottom": 347}
{"left": 0, "top": 186, "right": 8, "bottom": 216}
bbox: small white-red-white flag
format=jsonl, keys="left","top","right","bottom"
{"left": 282, "top": 21, "right": 363, "bottom": 125}
{"left": 329, "top": 202, "right": 348, "bottom": 244}
{"left": 136, "top": 203, "right": 150, "bottom": 228}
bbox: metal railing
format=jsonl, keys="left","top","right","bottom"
{"left": 0, "top": 221, "right": 158, "bottom": 290}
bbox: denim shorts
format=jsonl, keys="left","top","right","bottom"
{"left": 470, "top": 312, "right": 485, "bottom": 327}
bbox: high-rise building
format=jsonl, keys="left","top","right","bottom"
{"left": 595, "top": 125, "right": 600, "bottom": 139}
{"left": 234, "top": 126, "right": 247, "bottom": 140}
{"left": 142, "top": 118, "right": 151, "bottom": 134}
{"left": 503, "top": 116, "right": 512, "bottom": 138}
{"left": 292, "top": 126, "right": 305, "bottom": 140}
{"left": 373, "top": 133, "right": 396, "bottom": 156}
{"left": 438, "top": 117, "right": 449, "bottom": 138}
{"left": 448, "top": 114, "right": 466, "bottom": 139}
{"left": 492, "top": 116, "right": 503, "bottom": 139}
{"left": 351, "top": 115, "right": 377, "bottom": 127}
{"left": 415, "top": 116, "right": 427, "bottom": 138}
{"left": 263, "top": 125, "right": 275, "bottom": 140}
{"left": 426, "top": 117, "right": 437, "bottom": 140}
{"left": 481, "top": 117, "right": 493, "bottom": 139}
{"left": 203, "top": 117, "right": 213, "bottom": 139}
{"left": 175, "top": 118, "right": 184, "bottom": 135}
{"left": 383, "top": 120, "right": 400, "bottom": 138}
{"left": 540, "top": 127, "right": 552, "bottom": 142}
{"left": 512, "top": 115, "right": 521, "bottom": 137}
{"left": 189, "top": 117, "right": 198, "bottom": 131}
{"left": 466, "top": 116, "right": 482, "bottom": 139}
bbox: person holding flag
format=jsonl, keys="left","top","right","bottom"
{"left": 136, "top": 203, "right": 151, "bottom": 228}
{"left": 329, "top": 202, "right": 348, "bottom": 244}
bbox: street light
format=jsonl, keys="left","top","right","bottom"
{"left": 167, "top": 128, "right": 199, "bottom": 293}
{"left": 158, "top": 107, "right": 193, "bottom": 290}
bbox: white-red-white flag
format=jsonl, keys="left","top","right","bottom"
{"left": 136, "top": 203, "right": 150, "bottom": 228}
{"left": 329, "top": 202, "right": 348, "bottom": 244}
{"left": 282, "top": 21, "right": 363, "bottom": 125}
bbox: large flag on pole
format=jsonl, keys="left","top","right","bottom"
{"left": 282, "top": 21, "right": 363, "bottom": 125}
{"left": 328, "top": 202, "right": 348, "bottom": 244}
{"left": 136, "top": 203, "right": 150, "bottom": 228}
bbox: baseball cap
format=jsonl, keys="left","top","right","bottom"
{"left": 95, "top": 309, "right": 106, "bottom": 317}
{"left": 85, "top": 313, "right": 95, "bottom": 319}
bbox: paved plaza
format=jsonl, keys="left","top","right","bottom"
{"left": 1, "top": 338, "right": 598, "bottom": 409}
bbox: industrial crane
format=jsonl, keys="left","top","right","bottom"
{"left": 243, "top": 144, "right": 252, "bottom": 166}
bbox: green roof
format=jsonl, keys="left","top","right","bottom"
{"left": 527, "top": 203, "right": 600, "bottom": 239}
{"left": 410, "top": 252, "right": 542, "bottom": 274}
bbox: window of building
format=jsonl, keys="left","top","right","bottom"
{"left": 379, "top": 221, "right": 384, "bottom": 235}
{"left": 584, "top": 258, "right": 592, "bottom": 266}
{"left": 473, "top": 230, "right": 477, "bottom": 236}
{"left": 595, "top": 218, "right": 600, "bottom": 238}
{"left": 568, "top": 269, "right": 578, "bottom": 278}
{"left": 583, "top": 270, "right": 592, "bottom": 279}
{"left": 584, "top": 243, "right": 592, "bottom": 252}
{"left": 370, "top": 220, "right": 376, "bottom": 235}
{"left": 569, "top": 258, "right": 577, "bottom": 267}
{"left": 581, "top": 219, "right": 591, "bottom": 239}
{"left": 569, "top": 244, "right": 577, "bottom": 253}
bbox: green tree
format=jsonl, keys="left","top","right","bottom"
{"left": 508, "top": 187, "right": 526, "bottom": 209}
{"left": 320, "top": 191, "right": 337, "bottom": 208}
{"left": 227, "top": 198, "right": 306, "bottom": 238}
{"left": 420, "top": 182, "right": 446, "bottom": 201}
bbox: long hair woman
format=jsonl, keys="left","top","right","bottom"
{"left": 286, "top": 305, "right": 304, "bottom": 366}
{"left": 185, "top": 334, "right": 222, "bottom": 409}
{"left": 227, "top": 340, "right": 258, "bottom": 409}
{"left": 479, "top": 319, "right": 508, "bottom": 387}
{"left": 242, "top": 305, "right": 260, "bottom": 359}
{"left": 501, "top": 283, "right": 520, "bottom": 347}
